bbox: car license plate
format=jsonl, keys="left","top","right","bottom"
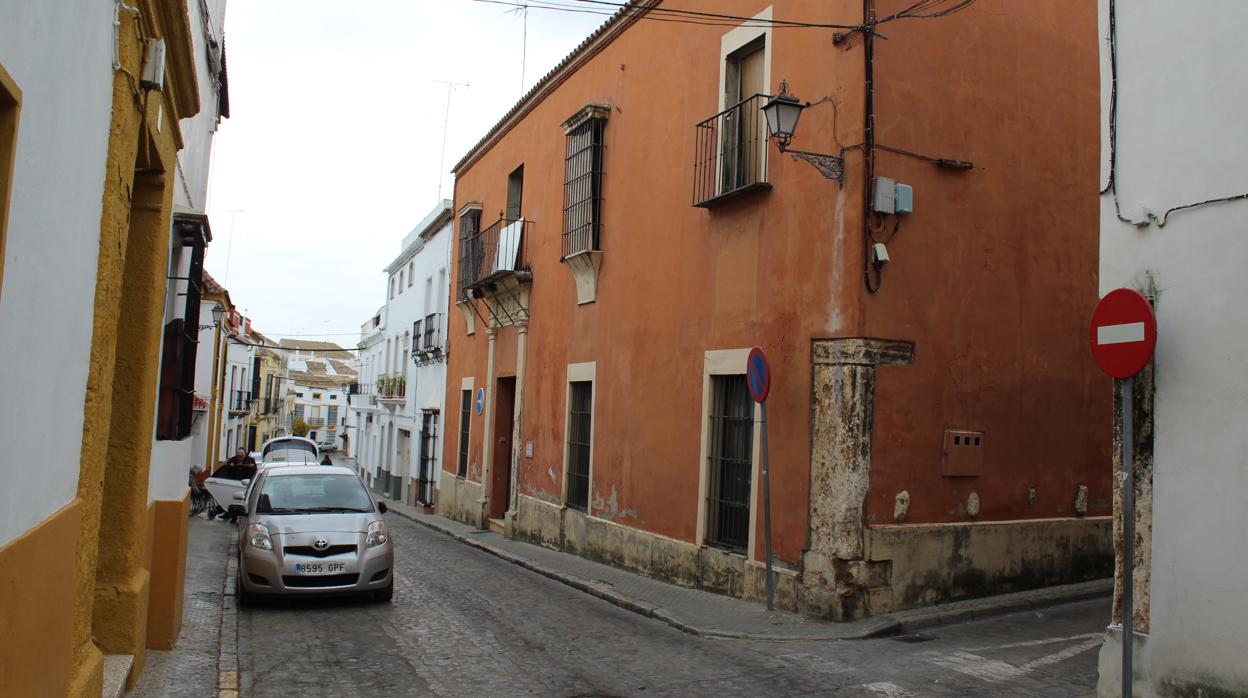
{"left": 294, "top": 562, "right": 346, "bottom": 575}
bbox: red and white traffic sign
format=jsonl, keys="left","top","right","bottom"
{"left": 1090, "top": 288, "right": 1157, "bottom": 379}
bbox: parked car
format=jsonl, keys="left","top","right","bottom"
{"left": 230, "top": 465, "right": 393, "bottom": 603}
{"left": 204, "top": 436, "right": 323, "bottom": 513}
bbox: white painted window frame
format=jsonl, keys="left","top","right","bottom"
{"left": 562, "top": 362, "right": 597, "bottom": 512}
{"left": 695, "top": 348, "right": 763, "bottom": 561}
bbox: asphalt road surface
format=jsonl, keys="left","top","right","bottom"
{"left": 236, "top": 512, "right": 1107, "bottom": 697}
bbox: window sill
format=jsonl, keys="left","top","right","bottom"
{"left": 693, "top": 181, "right": 771, "bottom": 209}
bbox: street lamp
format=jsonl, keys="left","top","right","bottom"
{"left": 199, "top": 303, "right": 225, "bottom": 331}
{"left": 762, "top": 81, "right": 844, "bottom": 182}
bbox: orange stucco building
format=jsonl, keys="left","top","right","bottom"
{"left": 440, "top": 0, "right": 1111, "bottom": 619}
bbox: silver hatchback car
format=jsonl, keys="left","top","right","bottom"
{"left": 230, "top": 465, "right": 394, "bottom": 603}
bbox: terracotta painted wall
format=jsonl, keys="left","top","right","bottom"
{"left": 860, "top": 0, "right": 1111, "bottom": 526}
{"left": 446, "top": 0, "right": 866, "bottom": 566}
{"left": 444, "top": 0, "right": 1107, "bottom": 562}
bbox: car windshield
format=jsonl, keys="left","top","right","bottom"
{"left": 263, "top": 450, "right": 315, "bottom": 464}
{"left": 257, "top": 474, "right": 373, "bottom": 514}
{"left": 262, "top": 439, "right": 315, "bottom": 457}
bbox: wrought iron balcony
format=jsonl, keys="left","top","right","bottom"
{"left": 229, "top": 390, "right": 253, "bottom": 414}
{"left": 458, "top": 217, "right": 533, "bottom": 298}
{"left": 377, "top": 373, "right": 406, "bottom": 400}
{"left": 692, "top": 93, "right": 771, "bottom": 208}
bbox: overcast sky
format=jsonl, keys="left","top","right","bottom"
{"left": 204, "top": 1, "right": 607, "bottom": 343}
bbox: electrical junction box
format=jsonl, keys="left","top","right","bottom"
{"left": 872, "top": 176, "right": 895, "bottom": 214}
{"left": 941, "top": 429, "right": 985, "bottom": 477}
{"left": 895, "top": 183, "right": 914, "bottom": 215}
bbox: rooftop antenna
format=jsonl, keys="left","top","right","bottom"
{"left": 220, "top": 208, "right": 244, "bottom": 286}
{"left": 434, "top": 80, "right": 469, "bottom": 201}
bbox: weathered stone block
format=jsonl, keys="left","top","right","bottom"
{"left": 697, "top": 546, "right": 745, "bottom": 596}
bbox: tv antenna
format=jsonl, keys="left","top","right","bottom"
{"left": 434, "top": 80, "right": 470, "bottom": 201}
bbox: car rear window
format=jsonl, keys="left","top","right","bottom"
{"left": 258, "top": 474, "right": 372, "bottom": 513}
{"left": 262, "top": 439, "right": 316, "bottom": 457}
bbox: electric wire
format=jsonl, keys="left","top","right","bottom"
{"left": 1102, "top": 0, "right": 1248, "bottom": 228}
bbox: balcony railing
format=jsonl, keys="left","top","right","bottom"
{"left": 458, "top": 217, "right": 532, "bottom": 297}
{"left": 377, "top": 373, "right": 406, "bottom": 400}
{"left": 423, "top": 312, "right": 440, "bottom": 350}
{"left": 304, "top": 417, "right": 325, "bottom": 426}
{"left": 692, "top": 93, "right": 770, "bottom": 207}
{"left": 229, "top": 390, "right": 252, "bottom": 414}
{"left": 254, "top": 396, "right": 280, "bottom": 415}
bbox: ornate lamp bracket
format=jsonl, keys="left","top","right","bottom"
{"left": 781, "top": 147, "right": 845, "bottom": 183}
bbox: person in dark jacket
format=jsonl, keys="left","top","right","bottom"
{"left": 211, "top": 449, "right": 258, "bottom": 522}
{"left": 215, "top": 448, "right": 257, "bottom": 481}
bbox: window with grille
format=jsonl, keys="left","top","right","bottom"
{"left": 327, "top": 405, "right": 338, "bottom": 425}
{"left": 418, "top": 411, "right": 439, "bottom": 505}
{"left": 566, "top": 381, "right": 593, "bottom": 511}
{"left": 562, "top": 117, "right": 605, "bottom": 258}
{"left": 457, "top": 389, "right": 471, "bottom": 477}
{"left": 706, "top": 374, "right": 754, "bottom": 552}
{"left": 457, "top": 209, "right": 482, "bottom": 299}
{"left": 294, "top": 404, "right": 305, "bottom": 420}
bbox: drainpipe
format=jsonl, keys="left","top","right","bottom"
{"left": 211, "top": 326, "right": 229, "bottom": 469}
{"left": 508, "top": 321, "right": 528, "bottom": 519}
{"left": 203, "top": 315, "right": 223, "bottom": 471}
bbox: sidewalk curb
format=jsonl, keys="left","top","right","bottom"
{"left": 392, "top": 507, "right": 1111, "bottom": 642}
{"left": 219, "top": 532, "right": 240, "bottom": 698}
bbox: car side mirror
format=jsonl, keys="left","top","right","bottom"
{"left": 232, "top": 492, "right": 245, "bottom": 501}
{"left": 227, "top": 504, "right": 246, "bottom": 517}
{"left": 377, "top": 501, "right": 388, "bottom": 514}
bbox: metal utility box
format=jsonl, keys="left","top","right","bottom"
{"left": 941, "top": 429, "right": 985, "bottom": 477}
{"left": 895, "top": 183, "right": 914, "bottom": 214}
{"left": 872, "top": 176, "right": 896, "bottom": 214}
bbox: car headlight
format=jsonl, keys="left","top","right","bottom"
{"left": 248, "top": 523, "right": 273, "bottom": 551}
{"left": 367, "top": 521, "right": 389, "bottom": 548}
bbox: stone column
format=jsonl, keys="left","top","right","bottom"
{"left": 506, "top": 321, "right": 529, "bottom": 530}
{"left": 800, "top": 337, "right": 913, "bottom": 620}
{"left": 478, "top": 325, "right": 498, "bottom": 526}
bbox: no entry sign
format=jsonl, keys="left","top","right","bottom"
{"left": 1090, "top": 288, "right": 1157, "bottom": 379}
{"left": 747, "top": 347, "right": 771, "bottom": 403}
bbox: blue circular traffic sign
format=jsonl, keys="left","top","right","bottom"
{"left": 747, "top": 347, "right": 771, "bottom": 403}
{"left": 475, "top": 387, "right": 485, "bottom": 415}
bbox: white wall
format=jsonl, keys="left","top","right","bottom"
{"left": 1097, "top": 1, "right": 1248, "bottom": 694}
{"left": 0, "top": 2, "right": 115, "bottom": 547}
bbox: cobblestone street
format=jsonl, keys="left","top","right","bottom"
{"left": 208, "top": 511, "right": 1108, "bottom": 697}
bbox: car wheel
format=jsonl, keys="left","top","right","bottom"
{"left": 374, "top": 580, "right": 394, "bottom": 603}
{"left": 236, "top": 570, "right": 250, "bottom": 608}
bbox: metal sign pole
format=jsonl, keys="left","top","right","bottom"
{"left": 761, "top": 401, "right": 774, "bottom": 611}
{"left": 1121, "top": 376, "right": 1135, "bottom": 698}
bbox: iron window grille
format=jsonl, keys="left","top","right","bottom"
{"left": 705, "top": 374, "right": 754, "bottom": 552}
{"left": 457, "top": 389, "right": 471, "bottom": 477}
{"left": 566, "top": 381, "right": 593, "bottom": 511}
{"left": 562, "top": 117, "right": 605, "bottom": 258}
{"left": 417, "top": 411, "right": 439, "bottom": 506}
{"left": 456, "top": 209, "right": 481, "bottom": 299}
{"left": 411, "top": 319, "right": 422, "bottom": 359}
{"left": 423, "top": 313, "right": 440, "bottom": 350}
{"left": 327, "top": 405, "right": 338, "bottom": 425}
{"left": 692, "top": 94, "right": 771, "bottom": 207}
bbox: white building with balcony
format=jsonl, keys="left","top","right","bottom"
{"left": 353, "top": 200, "right": 452, "bottom": 507}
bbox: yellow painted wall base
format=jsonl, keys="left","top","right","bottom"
{"left": 91, "top": 565, "right": 151, "bottom": 689}
{"left": 146, "top": 493, "right": 190, "bottom": 650}
{"left": 0, "top": 499, "right": 84, "bottom": 697}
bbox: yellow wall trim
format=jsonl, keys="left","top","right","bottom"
{"left": 0, "top": 498, "right": 83, "bottom": 697}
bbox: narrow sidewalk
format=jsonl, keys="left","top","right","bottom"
{"left": 385, "top": 499, "right": 1112, "bottom": 642}
{"left": 130, "top": 515, "right": 235, "bottom": 697}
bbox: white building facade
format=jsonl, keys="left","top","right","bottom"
{"left": 1096, "top": 2, "right": 1248, "bottom": 696}
{"left": 354, "top": 201, "right": 452, "bottom": 507}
